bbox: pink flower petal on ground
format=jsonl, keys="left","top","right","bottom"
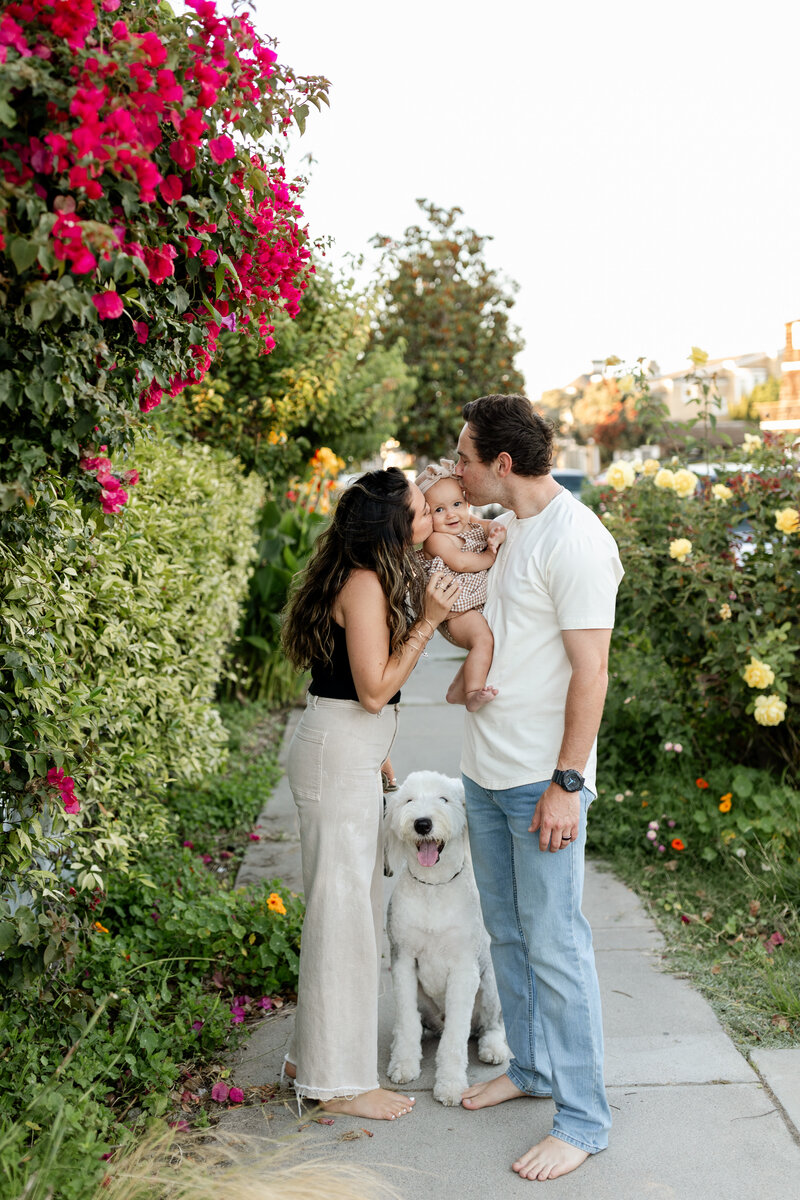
{"left": 249, "top": 833, "right": 261, "bottom": 841}
{"left": 211, "top": 1082, "right": 229, "bottom": 1102}
{"left": 228, "top": 1087, "right": 244, "bottom": 1103}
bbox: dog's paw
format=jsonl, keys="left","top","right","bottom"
{"left": 388, "top": 1058, "right": 420, "bottom": 1085}
{"left": 477, "top": 1031, "right": 510, "bottom": 1065}
{"left": 433, "top": 1077, "right": 468, "bottom": 1106}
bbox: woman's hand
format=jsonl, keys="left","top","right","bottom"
{"left": 423, "top": 570, "right": 461, "bottom": 626}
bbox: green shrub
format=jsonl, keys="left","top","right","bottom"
{"left": 0, "top": 702, "right": 300, "bottom": 1200}
{"left": 592, "top": 430, "right": 800, "bottom": 779}
{"left": 1, "top": 432, "right": 263, "bottom": 980}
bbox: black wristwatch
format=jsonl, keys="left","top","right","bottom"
{"left": 551, "top": 768, "right": 585, "bottom": 792}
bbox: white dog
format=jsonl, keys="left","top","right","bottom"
{"left": 384, "top": 770, "right": 509, "bottom": 1106}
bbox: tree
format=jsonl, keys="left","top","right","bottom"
{"left": 166, "top": 261, "right": 416, "bottom": 493}
{"left": 370, "top": 201, "right": 525, "bottom": 457}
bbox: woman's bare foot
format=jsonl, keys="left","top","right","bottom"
{"left": 465, "top": 686, "right": 498, "bottom": 712}
{"left": 512, "top": 1135, "right": 589, "bottom": 1180}
{"left": 461, "top": 1073, "right": 527, "bottom": 1109}
{"left": 321, "top": 1089, "right": 415, "bottom": 1120}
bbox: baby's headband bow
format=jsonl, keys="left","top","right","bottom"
{"left": 414, "top": 458, "right": 461, "bottom": 495}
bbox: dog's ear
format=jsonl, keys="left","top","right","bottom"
{"left": 383, "top": 791, "right": 405, "bottom": 879}
{"left": 451, "top": 777, "right": 466, "bottom": 807}
{"left": 383, "top": 792, "right": 400, "bottom": 878}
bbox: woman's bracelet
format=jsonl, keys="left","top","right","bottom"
{"left": 406, "top": 618, "right": 435, "bottom": 656}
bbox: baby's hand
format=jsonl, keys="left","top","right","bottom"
{"left": 487, "top": 522, "right": 506, "bottom": 553}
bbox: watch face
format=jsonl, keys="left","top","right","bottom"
{"left": 562, "top": 769, "right": 583, "bottom": 791}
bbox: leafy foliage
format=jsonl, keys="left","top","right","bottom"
{"left": 0, "top": 432, "right": 264, "bottom": 979}
{"left": 166, "top": 261, "right": 416, "bottom": 494}
{"left": 0, "top": 703, "right": 302, "bottom": 1200}
{"left": 0, "top": 0, "right": 328, "bottom": 510}
{"left": 371, "top": 200, "right": 525, "bottom": 457}
{"left": 589, "top": 429, "right": 799, "bottom": 780}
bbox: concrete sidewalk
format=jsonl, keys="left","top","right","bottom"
{"left": 224, "top": 640, "right": 800, "bottom": 1198}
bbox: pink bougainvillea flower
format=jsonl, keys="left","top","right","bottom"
{"left": 133, "top": 321, "right": 149, "bottom": 344}
{"left": 159, "top": 174, "right": 183, "bottom": 205}
{"left": 258, "top": 996, "right": 273, "bottom": 1010}
{"left": 767, "top": 931, "right": 786, "bottom": 948}
{"left": 201, "top": 853, "right": 213, "bottom": 865}
{"left": 248, "top": 833, "right": 260, "bottom": 842}
{"left": 182, "top": 840, "right": 194, "bottom": 849}
{"left": 228, "top": 1087, "right": 244, "bottom": 1104}
{"left": 211, "top": 1082, "right": 230, "bottom": 1103}
{"left": 102, "top": 0, "right": 122, "bottom": 10}
{"left": 192, "top": 1019, "right": 204, "bottom": 1032}
{"left": 93, "top": 292, "right": 124, "bottom": 319}
{"left": 63, "top": 793, "right": 81, "bottom": 814}
{"left": 111, "top": 20, "right": 129, "bottom": 40}
{"left": 209, "top": 134, "right": 236, "bottom": 164}
{"left": 230, "top": 1004, "right": 246, "bottom": 1024}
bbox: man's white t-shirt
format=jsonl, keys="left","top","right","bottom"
{"left": 461, "top": 488, "right": 624, "bottom": 795}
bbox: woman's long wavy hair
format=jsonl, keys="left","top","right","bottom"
{"left": 282, "top": 468, "right": 425, "bottom": 670}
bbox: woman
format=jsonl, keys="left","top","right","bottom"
{"left": 281, "top": 468, "right": 459, "bottom": 1120}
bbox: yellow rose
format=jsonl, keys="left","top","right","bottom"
{"left": 712, "top": 483, "right": 733, "bottom": 502}
{"left": 718, "top": 603, "right": 732, "bottom": 620}
{"left": 606, "top": 460, "right": 636, "bottom": 492}
{"left": 742, "top": 658, "right": 775, "bottom": 689}
{"left": 654, "top": 468, "right": 676, "bottom": 490}
{"left": 642, "top": 458, "right": 660, "bottom": 476}
{"left": 631, "top": 459, "right": 644, "bottom": 473}
{"left": 672, "top": 468, "right": 699, "bottom": 498}
{"left": 775, "top": 507, "right": 799, "bottom": 535}
{"left": 743, "top": 432, "right": 762, "bottom": 449}
{"left": 669, "top": 538, "right": 692, "bottom": 562}
{"left": 689, "top": 346, "right": 709, "bottom": 366}
{"left": 753, "top": 694, "right": 787, "bottom": 727}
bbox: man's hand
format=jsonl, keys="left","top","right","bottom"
{"left": 486, "top": 521, "right": 507, "bottom": 554}
{"left": 529, "top": 784, "right": 580, "bottom": 852}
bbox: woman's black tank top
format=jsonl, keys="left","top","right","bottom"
{"left": 309, "top": 622, "right": 400, "bottom": 705}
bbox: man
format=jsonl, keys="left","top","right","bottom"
{"left": 453, "top": 394, "right": 623, "bottom": 1181}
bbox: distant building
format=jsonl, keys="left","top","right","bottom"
{"left": 648, "top": 352, "right": 777, "bottom": 422}
{"left": 760, "top": 321, "right": 800, "bottom": 430}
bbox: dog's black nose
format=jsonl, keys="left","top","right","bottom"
{"left": 413, "top": 818, "right": 433, "bottom": 836}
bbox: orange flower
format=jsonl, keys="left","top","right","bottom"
{"left": 671, "top": 838, "right": 685, "bottom": 851}
{"left": 93, "top": 921, "right": 109, "bottom": 933}
{"left": 267, "top": 892, "right": 287, "bottom": 916}
{"left": 696, "top": 778, "right": 709, "bottom": 789}
{"left": 718, "top": 794, "right": 732, "bottom": 813}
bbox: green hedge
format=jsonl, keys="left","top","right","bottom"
{"left": 1, "top": 433, "right": 263, "bottom": 982}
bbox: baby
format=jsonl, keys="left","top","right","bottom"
{"left": 415, "top": 459, "right": 506, "bottom": 711}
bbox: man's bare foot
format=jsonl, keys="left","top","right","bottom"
{"left": 461, "top": 1073, "right": 527, "bottom": 1109}
{"left": 321, "top": 1089, "right": 415, "bottom": 1120}
{"left": 464, "top": 686, "right": 499, "bottom": 712}
{"left": 512, "top": 1135, "right": 589, "bottom": 1180}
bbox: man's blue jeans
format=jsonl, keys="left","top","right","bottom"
{"left": 463, "top": 775, "right": 611, "bottom": 1154}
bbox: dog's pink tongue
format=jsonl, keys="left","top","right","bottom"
{"left": 417, "top": 840, "right": 440, "bottom": 867}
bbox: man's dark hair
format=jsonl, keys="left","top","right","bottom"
{"left": 462, "top": 394, "right": 554, "bottom": 477}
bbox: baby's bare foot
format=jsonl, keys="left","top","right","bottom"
{"left": 513, "top": 1135, "right": 590, "bottom": 1180}
{"left": 321, "top": 1088, "right": 415, "bottom": 1121}
{"left": 461, "top": 1073, "right": 526, "bottom": 1109}
{"left": 465, "top": 686, "right": 498, "bottom": 712}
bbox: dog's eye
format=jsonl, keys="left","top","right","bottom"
{"left": 405, "top": 797, "right": 415, "bottom": 804}
{"left": 439, "top": 795, "right": 449, "bottom": 803}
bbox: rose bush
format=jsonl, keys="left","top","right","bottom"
{"left": 0, "top": 0, "right": 328, "bottom": 511}
{"left": 589, "top": 430, "right": 800, "bottom": 780}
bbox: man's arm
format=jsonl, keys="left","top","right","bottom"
{"left": 529, "top": 627, "right": 611, "bottom": 852}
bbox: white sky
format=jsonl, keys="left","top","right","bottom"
{"left": 245, "top": 0, "right": 800, "bottom": 398}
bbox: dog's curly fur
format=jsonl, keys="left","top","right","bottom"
{"left": 384, "top": 770, "right": 509, "bottom": 1105}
